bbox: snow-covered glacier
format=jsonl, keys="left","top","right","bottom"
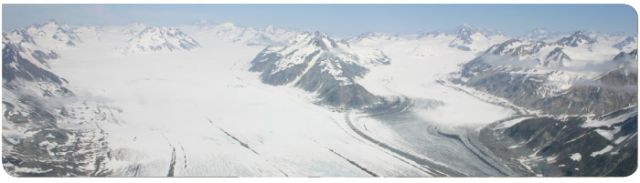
{"left": 2, "top": 20, "right": 637, "bottom": 177}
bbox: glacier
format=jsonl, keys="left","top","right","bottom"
{"left": 2, "top": 21, "right": 637, "bottom": 177}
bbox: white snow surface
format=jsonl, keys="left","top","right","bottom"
{"left": 254, "top": 32, "right": 390, "bottom": 85}
{"left": 47, "top": 26, "right": 431, "bottom": 176}
{"left": 12, "top": 21, "right": 634, "bottom": 176}
{"left": 351, "top": 34, "right": 515, "bottom": 128}
{"left": 569, "top": 153, "right": 582, "bottom": 161}
{"left": 590, "top": 145, "right": 614, "bottom": 157}
{"left": 120, "top": 26, "right": 200, "bottom": 54}
{"left": 583, "top": 107, "right": 638, "bottom": 128}
{"left": 4, "top": 20, "right": 80, "bottom": 50}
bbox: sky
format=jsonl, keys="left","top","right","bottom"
{"left": 2, "top": 4, "right": 638, "bottom": 37}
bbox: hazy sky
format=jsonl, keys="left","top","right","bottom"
{"left": 2, "top": 4, "right": 638, "bottom": 37}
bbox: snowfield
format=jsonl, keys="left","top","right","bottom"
{"left": 353, "top": 36, "right": 515, "bottom": 128}
{"left": 46, "top": 26, "right": 449, "bottom": 176}
{"left": 5, "top": 20, "right": 635, "bottom": 177}
{"left": 18, "top": 22, "right": 528, "bottom": 177}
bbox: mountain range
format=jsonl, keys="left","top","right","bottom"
{"left": 2, "top": 20, "right": 637, "bottom": 177}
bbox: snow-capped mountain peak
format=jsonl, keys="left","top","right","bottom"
{"left": 448, "top": 24, "right": 507, "bottom": 52}
{"left": 347, "top": 32, "right": 399, "bottom": 46}
{"left": 556, "top": 31, "right": 597, "bottom": 47}
{"left": 250, "top": 31, "right": 389, "bottom": 108}
{"left": 2, "top": 40, "right": 64, "bottom": 85}
{"left": 454, "top": 24, "right": 482, "bottom": 44}
{"left": 485, "top": 39, "right": 547, "bottom": 58}
{"left": 121, "top": 26, "right": 200, "bottom": 54}
{"left": 1, "top": 21, "right": 75, "bottom": 64}
{"left": 38, "top": 20, "right": 63, "bottom": 30}
{"left": 542, "top": 47, "right": 572, "bottom": 67}
{"left": 612, "top": 48, "right": 638, "bottom": 64}
{"left": 304, "top": 31, "right": 389, "bottom": 65}
{"left": 613, "top": 36, "right": 638, "bottom": 51}
{"left": 122, "top": 23, "right": 149, "bottom": 36}
{"left": 357, "top": 32, "right": 395, "bottom": 39}
{"left": 481, "top": 28, "right": 627, "bottom": 68}
{"left": 306, "top": 31, "right": 339, "bottom": 49}
{"left": 258, "top": 31, "right": 390, "bottom": 75}
{"left": 5, "top": 20, "right": 80, "bottom": 50}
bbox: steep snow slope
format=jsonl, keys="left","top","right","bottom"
{"left": 250, "top": 31, "right": 391, "bottom": 108}
{"left": 613, "top": 36, "right": 638, "bottom": 52}
{"left": 4, "top": 20, "right": 80, "bottom": 50}
{"left": 480, "top": 106, "right": 637, "bottom": 176}
{"left": 455, "top": 30, "right": 637, "bottom": 116}
{"left": 2, "top": 35, "right": 118, "bottom": 176}
{"left": 452, "top": 31, "right": 637, "bottom": 176}
{"left": 2, "top": 21, "right": 78, "bottom": 65}
{"left": 481, "top": 31, "right": 625, "bottom": 68}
